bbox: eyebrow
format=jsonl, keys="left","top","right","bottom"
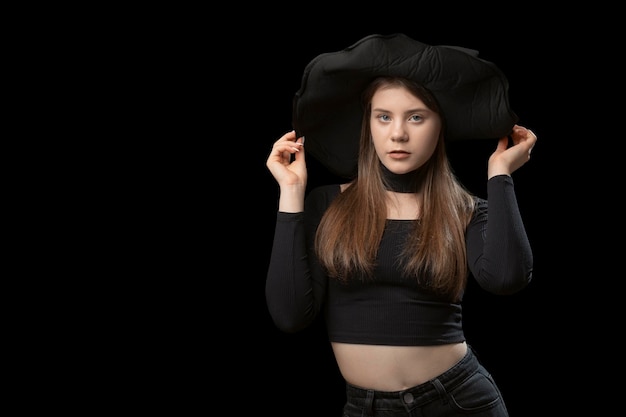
{"left": 371, "top": 107, "right": 431, "bottom": 114}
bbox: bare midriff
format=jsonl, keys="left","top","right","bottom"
{"left": 331, "top": 341, "right": 467, "bottom": 391}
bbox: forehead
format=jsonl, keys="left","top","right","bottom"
{"left": 371, "top": 86, "right": 427, "bottom": 108}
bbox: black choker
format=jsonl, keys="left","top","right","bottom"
{"left": 381, "top": 164, "right": 419, "bottom": 193}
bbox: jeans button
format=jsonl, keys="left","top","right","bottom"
{"left": 403, "top": 392, "right": 414, "bottom": 404}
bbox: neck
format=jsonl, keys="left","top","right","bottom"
{"left": 381, "top": 164, "right": 420, "bottom": 193}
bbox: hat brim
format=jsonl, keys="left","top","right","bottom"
{"left": 292, "top": 33, "right": 518, "bottom": 178}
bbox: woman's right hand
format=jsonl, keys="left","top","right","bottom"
{"left": 266, "top": 130, "right": 307, "bottom": 189}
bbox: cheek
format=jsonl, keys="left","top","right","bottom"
{"left": 410, "top": 137, "right": 439, "bottom": 160}
{"left": 372, "top": 140, "right": 386, "bottom": 159}
{"left": 371, "top": 132, "right": 387, "bottom": 154}
{"left": 426, "top": 137, "right": 439, "bottom": 154}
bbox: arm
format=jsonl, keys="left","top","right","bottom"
{"left": 466, "top": 177, "right": 533, "bottom": 294}
{"left": 265, "top": 131, "right": 327, "bottom": 332}
{"left": 466, "top": 125, "right": 537, "bottom": 294}
{"left": 265, "top": 212, "right": 320, "bottom": 332}
{"left": 265, "top": 187, "right": 336, "bottom": 333}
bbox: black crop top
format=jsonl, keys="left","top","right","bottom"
{"left": 265, "top": 175, "right": 533, "bottom": 346}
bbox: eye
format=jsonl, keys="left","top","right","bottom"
{"left": 409, "top": 114, "right": 423, "bottom": 122}
{"left": 377, "top": 114, "right": 391, "bottom": 122}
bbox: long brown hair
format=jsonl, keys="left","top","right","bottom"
{"left": 314, "top": 76, "right": 476, "bottom": 301}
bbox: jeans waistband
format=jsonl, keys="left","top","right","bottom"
{"left": 345, "top": 345, "right": 479, "bottom": 409}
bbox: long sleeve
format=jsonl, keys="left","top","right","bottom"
{"left": 265, "top": 185, "right": 338, "bottom": 333}
{"left": 465, "top": 175, "right": 533, "bottom": 295}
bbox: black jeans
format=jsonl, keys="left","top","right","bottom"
{"left": 342, "top": 346, "right": 509, "bottom": 417}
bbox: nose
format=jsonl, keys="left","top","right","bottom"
{"left": 391, "top": 123, "right": 408, "bottom": 142}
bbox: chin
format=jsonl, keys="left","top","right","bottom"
{"left": 384, "top": 161, "right": 420, "bottom": 175}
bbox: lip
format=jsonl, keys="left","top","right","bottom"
{"left": 388, "top": 151, "right": 410, "bottom": 159}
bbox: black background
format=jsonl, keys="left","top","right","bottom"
{"left": 38, "top": 5, "right": 615, "bottom": 414}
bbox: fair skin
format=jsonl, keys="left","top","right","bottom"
{"left": 371, "top": 86, "right": 439, "bottom": 220}
{"left": 267, "top": 85, "right": 537, "bottom": 391}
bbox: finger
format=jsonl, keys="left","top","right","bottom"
{"left": 275, "top": 142, "right": 303, "bottom": 153}
{"left": 270, "top": 142, "right": 303, "bottom": 164}
{"left": 526, "top": 130, "right": 537, "bottom": 155}
{"left": 276, "top": 130, "right": 298, "bottom": 145}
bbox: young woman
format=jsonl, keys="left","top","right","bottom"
{"left": 265, "top": 35, "right": 536, "bottom": 417}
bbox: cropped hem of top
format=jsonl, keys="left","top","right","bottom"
{"left": 265, "top": 174, "right": 533, "bottom": 346}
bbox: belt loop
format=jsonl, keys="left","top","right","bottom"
{"left": 431, "top": 378, "right": 448, "bottom": 405}
{"left": 363, "top": 389, "right": 375, "bottom": 417}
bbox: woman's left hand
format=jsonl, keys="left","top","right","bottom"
{"left": 488, "top": 124, "right": 537, "bottom": 178}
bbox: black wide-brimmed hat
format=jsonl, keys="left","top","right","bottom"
{"left": 292, "top": 33, "right": 518, "bottom": 178}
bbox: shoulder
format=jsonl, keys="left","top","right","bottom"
{"left": 471, "top": 196, "right": 488, "bottom": 222}
{"left": 473, "top": 195, "right": 487, "bottom": 210}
